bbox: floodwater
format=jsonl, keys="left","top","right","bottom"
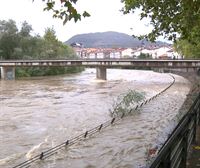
{"left": 0, "top": 69, "right": 191, "bottom": 168}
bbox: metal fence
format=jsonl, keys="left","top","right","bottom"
{"left": 149, "top": 92, "right": 200, "bottom": 168}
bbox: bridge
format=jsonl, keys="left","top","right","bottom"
{"left": 0, "top": 59, "right": 200, "bottom": 80}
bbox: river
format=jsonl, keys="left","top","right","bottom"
{"left": 0, "top": 69, "right": 190, "bottom": 168}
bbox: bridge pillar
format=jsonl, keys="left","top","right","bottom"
{"left": 96, "top": 67, "right": 107, "bottom": 80}
{"left": 0, "top": 66, "right": 15, "bottom": 80}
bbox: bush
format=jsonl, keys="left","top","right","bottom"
{"left": 110, "top": 89, "right": 146, "bottom": 117}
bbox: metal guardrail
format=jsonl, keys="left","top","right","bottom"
{"left": 149, "top": 91, "right": 200, "bottom": 168}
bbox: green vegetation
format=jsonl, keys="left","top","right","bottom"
{"left": 138, "top": 53, "right": 152, "bottom": 59}
{"left": 121, "top": 0, "right": 200, "bottom": 42}
{"left": 174, "top": 40, "right": 200, "bottom": 59}
{"left": 0, "top": 19, "right": 83, "bottom": 77}
{"left": 35, "top": 0, "right": 90, "bottom": 24}
{"left": 110, "top": 90, "right": 145, "bottom": 117}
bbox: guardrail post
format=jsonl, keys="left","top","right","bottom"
{"left": 39, "top": 152, "right": 44, "bottom": 160}
{"left": 198, "top": 94, "right": 200, "bottom": 125}
{"left": 161, "top": 152, "right": 171, "bottom": 168}
{"left": 193, "top": 112, "right": 197, "bottom": 144}
{"left": 181, "top": 129, "right": 189, "bottom": 168}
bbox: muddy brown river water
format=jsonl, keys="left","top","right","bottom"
{"left": 0, "top": 69, "right": 191, "bottom": 168}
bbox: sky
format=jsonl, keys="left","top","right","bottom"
{"left": 0, "top": 0, "right": 154, "bottom": 42}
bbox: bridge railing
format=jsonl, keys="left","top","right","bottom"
{"left": 149, "top": 92, "right": 200, "bottom": 168}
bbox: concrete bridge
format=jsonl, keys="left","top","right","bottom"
{"left": 0, "top": 59, "right": 200, "bottom": 80}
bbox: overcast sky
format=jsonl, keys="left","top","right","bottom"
{"left": 0, "top": 0, "right": 154, "bottom": 42}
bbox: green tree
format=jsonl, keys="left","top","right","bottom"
{"left": 20, "top": 21, "right": 33, "bottom": 37}
{"left": 121, "top": 0, "right": 200, "bottom": 43}
{"left": 174, "top": 39, "right": 200, "bottom": 58}
{"left": 138, "top": 53, "right": 152, "bottom": 59}
{"left": 34, "top": 0, "right": 90, "bottom": 24}
{"left": 0, "top": 20, "right": 19, "bottom": 59}
{"left": 17, "top": 21, "right": 37, "bottom": 59}
{"left": 41, "top": 27, "right": 76, "bottom": 59}
{"left": 44, "top": 27, "right": 57, "bottom": 42}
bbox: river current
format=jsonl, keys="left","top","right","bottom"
{"left": 0, "top": 69, "right": 190, "bottom": 168}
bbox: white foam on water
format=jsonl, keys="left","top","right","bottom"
{"left": 26, "top": 136, "right": 49, "bottom": 159}
{"left": 0, "top": 153, "right": 23, "bottom": 166}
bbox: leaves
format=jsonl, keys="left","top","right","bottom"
{"left": 39, "top": 0, "right": 90, "bottom": 24}
{"left": 122, "top": 0, "right": 200, "bottom": 43}
{"left": 110, "top": 90, "right": 145, "bottom": 117}
{"left": 83, "top": 11, "right": 91, "bottom": 17}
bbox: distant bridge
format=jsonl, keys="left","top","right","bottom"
{"left": 0, "top": 59, "right": 200, "bottom": 80}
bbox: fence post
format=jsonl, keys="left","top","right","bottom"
{"left": 161, "top": 152, "right": 171, "bottom": 168}
{"left": 198, "top": 94, "right": 200, "bottom": 125}
{"left": 180, "top": 129, "right": 189, "bottom": 168}
{"left": 193, "top": 112, "right": 197, "bottom": 144}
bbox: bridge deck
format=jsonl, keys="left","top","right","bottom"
{"left": 0, "top": 59, "right": 200, "bottom": 69}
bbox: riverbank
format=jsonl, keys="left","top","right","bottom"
{"left": 168, "top": 71, "right": 200, "bottom": 168}
{"left": 175, "top": 71, "right": 200, "bottom": 115}
{"left": 179, "top": 72, "right": 200, "bottom": 168}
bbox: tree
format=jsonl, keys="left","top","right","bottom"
{"left": 20, "top": 21, "right": 33, "bottom": 37}
{"left": 121, "top": 0, "right": 200, "bottom": 43}
{"left": 138, "top": 53, "right": 152, "bottom": 59}
{"left": 174, "top": 39, "right": 200, "bottom": 58}
{"left": 35, "top": 0, "right": 90, "bottom": 24}
{"left": 43, "top": 27, "right": 57, "bottom": 42}
{"left": 0, "top": 20, "right": 19, "bottom": 59}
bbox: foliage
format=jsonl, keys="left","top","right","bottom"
{"left": 0, "top": 19, "right": 82, "bottom": 77}
{"left": 121, "top": 0, "right": 200, "bottom": 43}
{"left": 34, "top": 0, "right": 90, "bottom": 24}
{"left": 16, "top": 66, "right": 84, "bottom": 77}
{"left": 0, "top": 20, "right": 19, "bottom": 59}
{"left": 110, "top": 89, "right": 145, "bottom": 117}
{"left": 137, "top": 53, "right": 152, "bottom": 59}
{"left": 174, "top": 39, "right": 200, "bottom": 58}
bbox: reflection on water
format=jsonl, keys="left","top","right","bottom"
{"left": 0, "top": 69, "right": 190, "bottom": 168}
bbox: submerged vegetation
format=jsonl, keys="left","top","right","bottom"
{"left": 110, "top": 89, "right": 146, "bottom": 117}
{"left": 0, "top": 19, "right": 82, "bottom": 77}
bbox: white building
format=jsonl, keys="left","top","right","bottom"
{"left": 133, "top": 46, "right": 182, "bottom": 59}
{"left": 121, "top": 48, "right": 134, "bottom": 58}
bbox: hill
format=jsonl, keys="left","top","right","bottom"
{"left": 65, "top": 31, "right": 166, "bottom": 48}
